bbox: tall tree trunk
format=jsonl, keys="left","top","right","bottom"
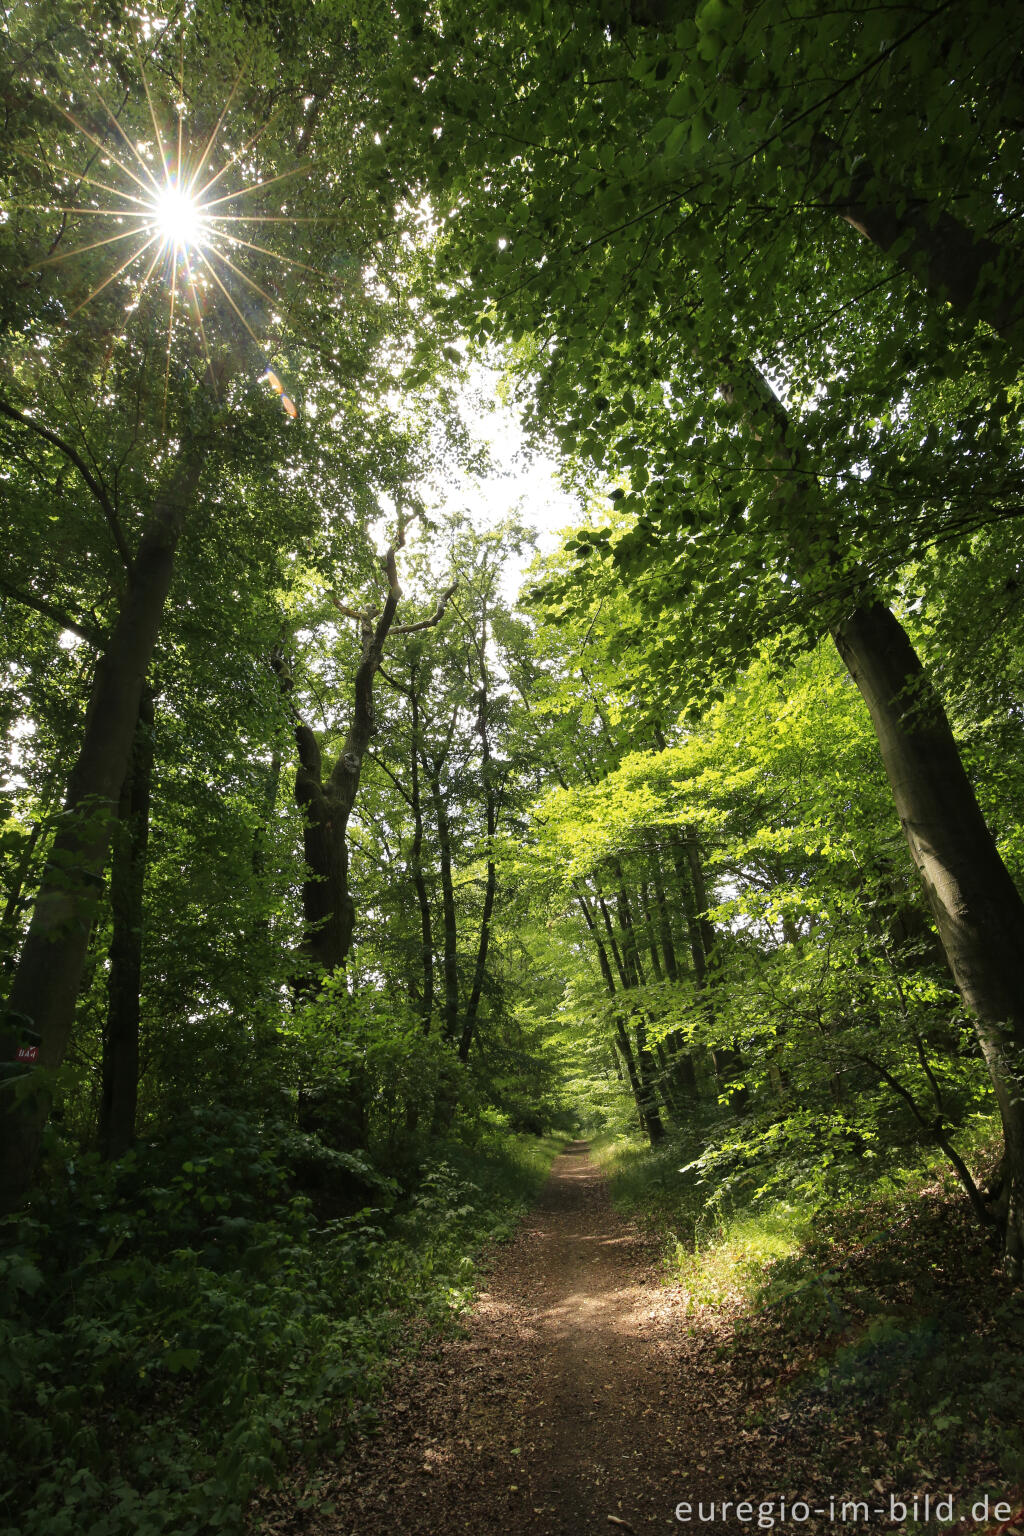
{"left": 430, "top": 766, "right": 459, "bottom": 1043}
{"left": 580, "top": 888, "right": 664, "bottom": 1137}
{"left": 671, "top": 830, "right": 708, "bottom": 986}
{"left": 649, "top": 850, "right": 680, "bottom": 982}
{"left": 460, "top": 622, "right": 498, "bottom": 1062}
{"left": 293, "top": 721, "right": 359, "bottom": 977}
{"left": 832, "top": 599, "right": 1024, "bottom": 1270}
{"left": 612, "top": 862, "right": 645, "bottom": 987}
{"left": 99, "top": 685, "right": 154, "bottom": 1162}
{"left": 283, "top": 551, "right": 454, "bottom": 1154}
{"left": 674, "top": 1047, "right": 699, "bottom": 1099}
{"left": 638, "top": 880, "right": 664, "bottom": 982}
{"left": 408, "top": 669, "right": 434, "bottom": 1034}
{"left": 279, "top": 527, "right": 455, "bottom": 984}
{"left": 597, "top": 890, "right": 630, "bottom": 990}
{"left": 0, "top": 449, "right": 202, "bottom": 1214}
{"left": 830, "top": 149, "right": 1024, "bottom": 347}
{"left": 649, "top": 846, "right": 698, "bottom": 1096}
{"left": 731, "top": 358, "right": 1024, "bottom": 1263}
{"left": 632, "top": 1013, "right": 666, "bottom": 1143}
{"left": 614, "top": 1014, "right": 660, "bottom": 1144}
{"left": 620, "top": 4, "right": 1024, "bottom": 340}
{"left": 576, "top": 888, "right": 617, "bottom": 997}
{"left": 653, "top": 1038, "right": 680, "bottom": 1119}
{"left": 682, "top": 832, "right": 717, "bottom": 977}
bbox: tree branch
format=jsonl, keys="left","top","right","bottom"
{"left": 856, "top": 1052, "right": 992, "bottom": 1228}
{"left": 0, "top": 398, "right": 131, "bottom": 567}
{"left": 378, "top": 665, "right": 412, "bottom": 698}
{"left": 367, "top": 750, "right": 414, "bottom": 807}
{"left": 392, "top": 580, "right": 459, "bottom": 635}
{"left": 0, "top": 576, "right": 102, "bottom": 645}
{"left": 330, "top": 596, "right": 373, "bottom": 624}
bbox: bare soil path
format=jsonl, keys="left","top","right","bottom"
{"left": 271, "top": 1141, "right": 779, "bottom": 1536}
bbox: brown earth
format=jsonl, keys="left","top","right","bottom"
{"left": 258, "top": 1142, "right": 1024, "bottom": 1536}
{"left": 261, "top": 1141, "right": 791, "bottom": 1536}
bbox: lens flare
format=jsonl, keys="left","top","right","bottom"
{"left": 17, "top": 29, "right": 322, "bottom": 430}
{"left": 153, "top": 184, "right": 204, "bottom": 249}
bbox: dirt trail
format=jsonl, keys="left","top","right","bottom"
{"left": 284, "top": 1141, "right": 763, "bottom": 1536}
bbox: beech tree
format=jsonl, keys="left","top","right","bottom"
{"left": 0, "top": 0, "right": 441, "bottom": 1208}
{"left": 359, "top": 0, "right": 1024, "bottom": 1268}
{"left": 276, "top": 513, "right": 457, "bottom": 980}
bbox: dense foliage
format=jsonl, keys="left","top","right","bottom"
{"left": 3, "top": 0, "right": 1024, "bottom": 1529}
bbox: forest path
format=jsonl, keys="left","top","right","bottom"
{"left": 279, "top": 1141, "right": 767, "bottom": 1536}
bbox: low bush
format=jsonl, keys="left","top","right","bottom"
{"left": 0, "top": 1107, "right": 560, "bottom": 1536}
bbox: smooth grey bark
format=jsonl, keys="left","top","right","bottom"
{"left": 638, "top": 879, "right": 664, "bottom": 982}
{"left": 833, "top": 599, "right": 1024, "bottom": 1267}
{"left": 614, "top": 1013, "right": 664, "bottom": 1145}
{"left": 618, "top": 8, "right": 1024, "bottom": 343}
{"left": 632, "top": 1013, "right": 666, "bottom": 1143}
{"left": 649, "top": 851, "right": 680, "bottom": 982}
{"left": 731, "top": 358, "right": 1024, "bottom": 1267}
{"left": 576, "top": 887, "right": 618, "bottom": 998}
{"left": 834, "top": 157, "right": 1024, "bottom": 347}
{"left": 597, "top": 889, "right": 630, "bottom": 990}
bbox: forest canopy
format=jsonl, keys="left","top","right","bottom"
{"left": 2, "top": 1, "right": 1024, "bottom": 1531}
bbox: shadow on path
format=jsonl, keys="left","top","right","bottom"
{"left": 274, "top": 1142, "right": 742, "bottom": 1536}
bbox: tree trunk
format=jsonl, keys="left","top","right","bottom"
{"left": 831, "top": 148, "right": 1024, "bottom": 347}
{"left": 612, "top": 863, "right": 645, "bottom": 986}
{"left": 285, "top": 532, "right": 456, "bottom": 984}
{"left": 0, "top": 449, "right": 202, "bottom": 1214}
{"left": 832, "top": 598, "right": 1024, "bottom": 1271}
{"left": 614, "top": 1014, "right": 661, "bottom": 1144}
{"left": 430, "top": 766, "right": 459, "bottom": 1043}
{"left": 619, "top": 4, "right": 1024, "bottom": 340}
{"left": 632, "top": 1014, "right": 666, "bottom": 1143}
{"left": 285, "top": 574, "right": 412, "bottom": 1153}
{"left": 682, "top": 832, "right": 717, "bottom": 977}
{"left": 649, "top": 850, "right": 680, "bottom": 982}
{"left": 99, "top": 686, "right": 154, "bottom": 1162}
{"left": 638, "top": 880, "right": 664, "bottom": 982}
{"left": 408, "top": 670, "right": 434, "bottom": 1034}
{"left": 597, "top": 890, "right": 630, "bottom": 989}
{"left": 460, "top": 628, "right": 498, "bottom": 1062}
{"left": 653, "top": 1038, "right": 680, "bottom": 1119}
{"left": 729, "top": 357, "right": 1024, "bottom": 1262}
{"left": 671, "top": 829, "right": 708, "bottom": 985}
{"left": 674, "top": 1046, "right": 699, "bottom": 1099}
{"left": 576, "top": 888, "right": 617, "bottom": 997}
{"left": 294, "top": 722, "right": 357, "bottom": 977}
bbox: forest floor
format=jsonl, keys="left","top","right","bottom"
{"left": 259, "top": 1141, "right": 1024, "bottom": 1536}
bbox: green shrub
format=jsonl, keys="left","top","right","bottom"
{"left": 0, "top": 1108, "right": 559, "bottom": 1536}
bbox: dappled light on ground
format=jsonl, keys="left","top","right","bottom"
{"left": 260, "top": 1145, "right": 1024, "bottom": 1536}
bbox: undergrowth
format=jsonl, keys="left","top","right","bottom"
{"left": 600, "top": 1120, "right": 1024, "bottom": 1526}
{"left": 0, "top": 1107, "right": 560, "bottom": 1536}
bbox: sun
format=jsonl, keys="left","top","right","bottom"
{"left": 15, "top": 25, "right": 320, "bottom": 426}
{"left": 152, "top": 183, "right": 206, "bottom": 250}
